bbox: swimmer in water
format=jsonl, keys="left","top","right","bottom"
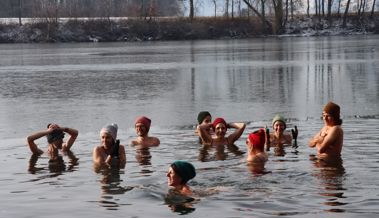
{"left": 195, "top": 111, "right": 213, "bottom": 144}
{"left": 309, "top": 102, "right": 343, "bottom": 159}
{"left": 26, "top": 123, "right": 78, "bottom": 158}
{"left": 246, "top": 129, "right": 268, "bottom": 163}
{"left": 197, "top": 117, "right": 246, "bottom": 147}
{"left": 130, "top": 116, "right": 160, "bottom": 148}
{"left": 93, "top": 123, "right": 126, "bottom": 168}
{"left": 166, "top": 160, "right": 196, "bottom": 195}
{"left": 266, "top": 114, "right": 298, "bottom": 151}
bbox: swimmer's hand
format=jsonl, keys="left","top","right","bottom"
{"left": 111, "top": 140, "right": 120, "bottom": 158}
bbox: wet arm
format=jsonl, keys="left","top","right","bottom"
{"left": 317, "top": 127, "right": 341, "bottom": 154}
{"left": 26, "top": 130, "right": 51, "bottom": 155}
{"left": 92, "top": 147, "right": 104, "bottom": 165}
{"left": 197, "top": 123, "right": 213, "bottom": 145}
{"left": 308, "top": 129, "right": 324, "bottom": 148}
{"left": 227, "top": 122, "right": 246, "bottom": 144}
{"left": 61, "top": 127, "right": 79, "bottom": 151}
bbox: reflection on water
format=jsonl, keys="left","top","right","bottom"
{"left": 94, "top": 166, "right": 133, "bottom": 210}
{"left": 310, "top": 155, "right": 347, "bottom": 213}
{"left": 164, "top": 189, "right": 197, "bottom": 215}
{"left": 198, "top": 144, "right": 244, "bottom": 162}
{"left": 135, "top": 147, "right": 152, "bottom": 166}
{"left": 28, "top": 151, "right": 79, "bottom": 176}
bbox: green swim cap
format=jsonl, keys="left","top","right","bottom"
{"left": 272, "top": 114, "right": 286, "bottom": 129}
{"left": 171, "top": 160, "right": 196, "bottom": 184}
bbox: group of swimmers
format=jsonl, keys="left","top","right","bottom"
{"left": 26, "top": 101, "right": 344, "bottom": 196}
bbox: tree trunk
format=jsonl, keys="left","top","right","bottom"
{"left": 242, "top": 0, "right": 272, "bottom": 30}
{"left": 307, "top": 0, "right": 310, "bottom": 17}
{"left": 232, "top": 0, "right": 234, "bottom": 18}
{"left": 18, "top": 0, "right": 22, "bottom": 26}
{"left": 285, "top": 0, "right": 289, "bottom": 23}
{"left": 225, "top": 0, "right": 229, "bottom": 17}
{"left": 343, "top": 0, "right": 351, "bottom": 27}
{"left": 337, "top": 0, "right": 341, "bottom": 16}
{"left": 371, "top": 0, "right": 377, "bottom": 18}
{"left": 189, "top": 0, "right": 194, "bottom": 21}
{"left": 261, "top": 0, "right": 265, "bottom": 18}
{"left": 322, "top": 0, "right": 325, "bottom": 17}
{"left": 290, "top": 0, "right": 293, "bottom": 20}
{"left": 273, "top": 0, "right": 284, "bottom": 33}
{"left": 315, "top": 0, "right": 318, "bottom": 16}
{"left": 327, "top": 0, "right": 332, "bottom": 25}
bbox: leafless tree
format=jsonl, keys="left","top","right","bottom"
{"left": 210, "top": 0, "right": 219, "bottom": 17}
{"left": 343, "top": 0, "right": 351, "bottom": 27}
{"left": 371, "top": 0, "right": 377, "bottom": 17}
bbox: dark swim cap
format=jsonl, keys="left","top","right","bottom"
{"left": 47, "top": 129, "right": 65, "bottom": 143}
{"left": 197, "top": 111, "right": 211, "bottom": 124}
{"left": 171, "top": 161, "right": 196, "bottom": 185}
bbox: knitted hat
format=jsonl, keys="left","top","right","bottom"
{"left": 100, "top": 123, "right": 118, "bottom": 141}
{"left": 47, "top": 129, "right": 65, "bottom": 144}
{"left": 272, "top": 114, "right": 286, "bottom": 129}
{"left": 135, "top": 116, "right": 152, "bottom": 131}
{"left": 197, "top": 111, "right": 211, "bottom": 124}
{"left": 248, "top": 128, "right": 266, "bottom": 151}
{"left": 171, "top": 160, "right": 196, "bottom": 184}
{"left": 212, "top": 117, "right": 227, "bottom": 130}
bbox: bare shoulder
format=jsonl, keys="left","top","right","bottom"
{"left": 329, "top": 125, "right": 343, "bottom": 135}
{"left": 93, "top": 145, "right": 103, "bottom": 152}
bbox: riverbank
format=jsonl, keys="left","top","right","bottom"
{"left": 0, "top": 16, "right": 378, "bottom": 43}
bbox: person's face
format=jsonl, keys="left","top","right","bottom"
{"left": 273, "top": 121, "right": 285, "bottom": 134}
{"left": 52, "top": 138, "right": 63, "bottom": 149}
{"left": 166, "top": 167, "right": 182, "bottom": 187}
{"left": 214, "top": 123, "right": 227, "bottom": 138}
{"left": 135, "top": 123, "right": 148, "bottom": 137}
{"left": 322, "top": 111, "right": 334, "bottom": 125}
{"left": 200, "top": 115, "right": 212, "bottom": 125}
{"left": 101, "top": 132, "right": 114, "bottom": 148}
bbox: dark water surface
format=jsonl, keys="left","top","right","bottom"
{"left": 0, "top": 35, "right": 378, "bottom": 217}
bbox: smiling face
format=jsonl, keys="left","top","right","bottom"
{"left": 214, "top": 123, "right": 227, "bottom": 138}
{"left": 135, "top": 123, "right": 148, "bottom": 137}
{"left": 166, "top": 166, "right": 182, "bottom": 187}
{"left": 101, "top": 132, "right": 114, "bottom": 149}
{"left": 273, "top": 121, "right": 286, "bottom": 134}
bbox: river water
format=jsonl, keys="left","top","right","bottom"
{"left": 0, "top": 35, "right": 378, "bottom": 217}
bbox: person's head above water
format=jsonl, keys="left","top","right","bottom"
{"left": 135, "top": 116, "right": 151, "bottom": 132}
{"left": 212, "top": 117, "right": 227, "bottom": 129}
{"left": 170, "top": 160, "right": 196, "bottom": 185}
{"left": 197, "top": 111, "right": 212, "bottom": 124}
{"left": 46, "top": 129, "right": 65, "bottom": 144}
{"left": 100, "top": 123, "right": 118, "bottom": 141}
{"left": 248, "top": 129, "right": 266, "bottom": 152}
{"left": 323, "top": 102, "right": 342, "bottom": 125}
{"left": 272, "top": 114, "right": 287, "bottom": 129}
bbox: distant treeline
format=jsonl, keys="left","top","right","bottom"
{"left": 0, "top": 0, "right": 378, "bottom": 34}
{"left": 0, "top": 0, "right": 183, "bottom": 18}
{"left": 0, "top": 15, "right": 378, "bottom": 43}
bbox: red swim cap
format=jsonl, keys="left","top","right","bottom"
{"left": 212, "top": 117, "right": 227, "bottom": 129}
{"left": 248, "top": 129, "right": 266, "bottom": 151}
{"left": 135, "top": 116, "right": 152, "bottom": 131}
